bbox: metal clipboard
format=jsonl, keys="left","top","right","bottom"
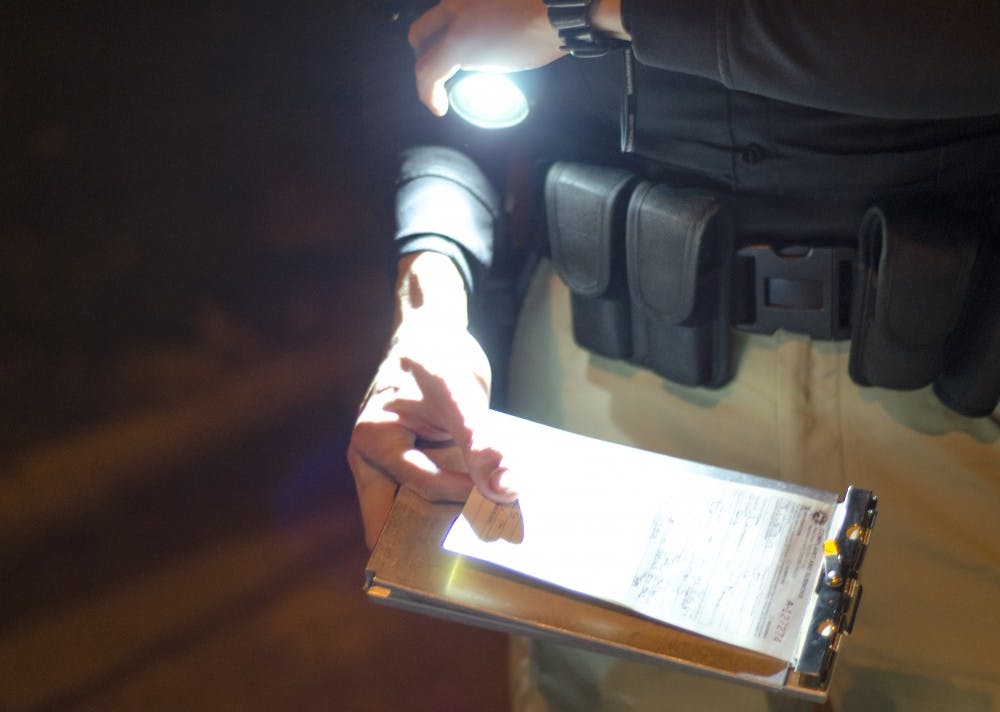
{"left": 365, "top": 483, "right": 877, "bottom": 702}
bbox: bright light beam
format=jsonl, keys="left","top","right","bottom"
{"left": 447, "top": 73, "right": 529, "bottom": 130}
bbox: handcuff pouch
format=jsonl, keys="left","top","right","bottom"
{"left": 545, "top": 162, "right": 638, "bottom": 359}
{"left": 849, "top": 205, "right": 980, "bottom": 390}
{"left": 626, "top": 182, "right": 734, "bottom": 387}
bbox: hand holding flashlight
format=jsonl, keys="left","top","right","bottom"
{"left": 408, "top": 0, "right": 563, "bottom": 116}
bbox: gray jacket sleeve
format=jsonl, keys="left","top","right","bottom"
{"left": 627, "top": 0, "right": 1000, "bottom": 119}
{"left": 394, "top": 146, "right": 501, "bottom": 293}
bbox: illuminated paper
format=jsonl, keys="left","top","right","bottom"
{"left": 443, "top": 411, "right": 836, "bottom": 662}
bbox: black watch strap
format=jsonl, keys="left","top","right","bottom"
{"left": 543, "top": 0, "right": 628, "bottom": 58}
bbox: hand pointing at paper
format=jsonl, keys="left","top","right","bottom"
{"left": 347, "top": 253, "right": 515, "bottom": 549}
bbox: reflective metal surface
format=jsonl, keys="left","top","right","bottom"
{"left": 365, "top": 488, "right": 836, "bottom": 701}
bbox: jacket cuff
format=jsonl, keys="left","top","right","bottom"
{"left": 394, "top": 146, "right": 500, "bottom": 293}
{"left": 628, "top": 0, "right": 722, "bottom": 84}
{"left": 396, "top": 234, "right": 477, "bottom": 293}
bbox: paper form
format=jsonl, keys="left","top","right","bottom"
{"left": 443, "top": 411, "right": 836, "bottom": 662}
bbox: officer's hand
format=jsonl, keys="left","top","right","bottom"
{"left": 408, "top": 0, "right": 564, "bottom": 116}
{"left": 347, "top": 253, "right": 514, "bottom": 549}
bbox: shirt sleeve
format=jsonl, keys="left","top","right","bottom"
{"left": 394, "top": 145, "right": 501, "bottom": 294}
{"left": 627, "top": 0, "right": 1000, "bottom": 119}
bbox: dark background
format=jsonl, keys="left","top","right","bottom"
{"left": 2, "top": 3, "right": 508, "bottom": 709}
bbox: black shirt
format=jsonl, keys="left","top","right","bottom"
{"left": 390, "top": 1, "right": 1000, "bottom": 292}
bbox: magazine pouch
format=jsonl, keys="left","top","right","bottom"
{"left": 546, "top": 162, "right": 638, "bottom": 359}
{"left": 626, "top": 182, "right": 734, "bottom": 387}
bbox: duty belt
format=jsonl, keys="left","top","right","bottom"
{"left": 544, "top": 162, "right": 1000, "bottom": 418}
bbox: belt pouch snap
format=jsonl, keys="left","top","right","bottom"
{"left": 545, "top": 162, "right": 638, "bottom": 359}
{"left": 934, "top": 232, "right": 1000, "bottom": 417}
{"left": 849, "top": 204, "right": 980, "bottom": 390}
{"left": 625, "top": 182, "right": 734, "bottom": 387}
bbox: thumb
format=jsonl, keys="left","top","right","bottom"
{"left": 465, "top": 431, "right": 517, "bottom": 503}
{"left": 414, "top": 39, "right": 459, "bottom": 116}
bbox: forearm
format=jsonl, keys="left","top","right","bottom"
{"left": 393, "top": 251, "right": 469, "bottom": 332}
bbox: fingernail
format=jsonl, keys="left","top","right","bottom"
{"left": 490, "top": 467, "right": 517, "bottom": 500}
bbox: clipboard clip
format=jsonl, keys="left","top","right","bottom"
{"left": 789, "top": 485, "right": 878, "bottom": 693}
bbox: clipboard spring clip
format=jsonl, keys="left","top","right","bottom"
{"left": 792, "top": 486, "right": 878, "bottom": 691}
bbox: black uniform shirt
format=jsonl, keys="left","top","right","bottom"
{"left": 391, "top": 0, "right": 1000, "bottom": 291}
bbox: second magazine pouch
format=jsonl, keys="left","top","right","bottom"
{"left": 626, "top": 183, "right": 734, "bottom": 387}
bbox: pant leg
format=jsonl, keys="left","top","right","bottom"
{"left": 506, "top": 260, "right": 1000, "bottom": 711}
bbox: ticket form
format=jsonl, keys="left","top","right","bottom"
{"left": 443, "top": 411, "right": 836, "bottom": 662}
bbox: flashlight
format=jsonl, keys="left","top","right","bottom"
{"left": 383, "top": 2, "right": 531, "bottom": 129}
{"left": 446, "top": 72, "right": 530, "bottom": 129}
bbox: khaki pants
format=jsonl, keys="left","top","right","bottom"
{"left": 506, "top": 261, "right": 1000, "bottom": 712}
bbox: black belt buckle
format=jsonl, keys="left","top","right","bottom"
{"left": 733, "top": 244, "right": 855, "bottom": 340}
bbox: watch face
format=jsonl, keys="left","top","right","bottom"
{"left": 448, "top": 73, "right": 530, "bottom": 130}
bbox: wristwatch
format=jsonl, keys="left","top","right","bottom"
{"left": 543, "top": 0, "right": 629, "bottom": 58}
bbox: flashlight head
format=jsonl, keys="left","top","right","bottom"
{"left": 447, "top": 73, "right": 530, "bottom": 130}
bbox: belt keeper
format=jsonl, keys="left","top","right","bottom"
{"left": 849, "top": 204, "right": 980, "bottom": 390}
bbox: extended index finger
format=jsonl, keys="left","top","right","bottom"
{"left": 399, "top": 356, "right": 481, "bottom": 449}
{"left": 401, "top": 358, "right": 516, "bottom": 502}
